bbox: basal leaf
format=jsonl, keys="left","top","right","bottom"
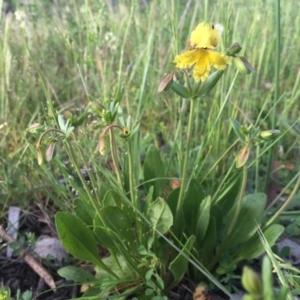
{"left": 147, "top": 197, "right": 173, "bottom": 235}
{"left": 168, "top": 236, "right": 195, "bottom": 290}
{"left": 74, "top": 199, "right": 95, "bottom": 227}
{"left": 143, "top": 145, "right": 165, "bottom": 200}
{"left": 58, "top": 266, "right": 96, "bottom": 283}
{"left": 196, "top": 196, "right": 211, "bottom": 244}
{"left": 225, "top": 193, "right": 266, "bottom": 250}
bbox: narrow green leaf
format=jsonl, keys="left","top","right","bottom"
{"left": 143, "top": 145, "right": 165, "bottom": 199}
{"left": 230, "top": 118, "right": 246, "bottom": 143}
{"left": 196, "top": 196, "right": 211, "bottom": 244}
{"left": 168, "top": 236, "right": 196, "bottom": 290}
{"left": 262, "top": 256, "right": 275, "bottom": 300}
{"left": 182, "top": 179, "right": 205, "bottom": 235}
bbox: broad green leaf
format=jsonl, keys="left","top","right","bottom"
{"left": 234, "top": 224, "right": 284, "bottom": 261}
{"left": 230, "top": 118, "right": 246, "bottom": 143}
{"left": 55, "top": 212, "right": 117, "bottom": 278}
{"left": 166, "top": 187, "right": 180, "bottom": 218}
{"left": 168, "top": 236, "right": 196, "bottom": 290}
{"left": 196, "top": 196, "right": 211, "bottom": 244}
{"left": 182, "top": 179, "right": 205, "bottom": 235}
{"left": 143, "top": 145, "right": 165, "bottom": 199}
{"left": 99, "top": 206, "right": 136, "bottom": 248}
{"left": 93, "top": 217, "right": 119, "bottom": 251}
{"left": 225, "top": 193, "right": 266, "bottom": 250}
{"left": 103, "top": 190, "right": 134, "bottom": 221}
{"left": 58, "top": 266, "right": 96, "bottom": 283}
{"left": 74, "top": 199, "right": 95, "bottom": 227}
{"left": 147, "top": 197, "right": 173, "bottom": 235}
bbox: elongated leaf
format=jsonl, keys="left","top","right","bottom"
{"left": 199, "top": 218, "right": 216, "bottom": 265}
{"left": 225, "top": 193, "right": 266, "bottom": 250}
{"left": 103, "top": 190, "right": 134, "bottom": 221}
{"left": 56, "top": 212, "right": 117, "bottom": 278}
{"left": 147, "top": 197, "right": 173, "bottom": 235}
{"left": 196, "top": 196, "right": 211, "bottom": 244}
{"left": 230, "top": 118, "right": 246, "bottom": 143}
{"left": 234, "top": 224, "right": 284, "bottom": 261}
{"left": 74, "top": 199, "right": 95, "bottom": 227}
{"left": 182, "top": 179, "right": 205, "bottom": 235}
{"left": 143, "top": 145, "right": 165, "bottom": 199}
{"left": 168, "top": 236, "right": 196, "bottom": 290}
{"left": 58, "top": 266, "right": 96, "bottom": 283}
{"left": 99, "top": 206, "right": 135, "bottom": 248}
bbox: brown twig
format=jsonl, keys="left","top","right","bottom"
{"left": 0, "top": 225, "right": 56, "bottom": 291}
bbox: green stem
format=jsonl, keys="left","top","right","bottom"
{"left": 264, "top": 0, "right": 280, "bottom": 192}
{"left": 208, "top": 164, "right": 247, "bottom": 271}
{"left": 109, "top": 128, "right": 123, "bottom": 189}
{"left": 175, "top": 98, "right": 195, "bottom": 222}
{"left": 264, "top": 171, "right": 300, "bottom": 228}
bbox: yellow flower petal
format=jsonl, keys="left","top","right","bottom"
{"left": 190, "top": 22, "right": 220, "bottom": 49}
{"left": 208, "top": 52, "right": 231, "bottom": 70}
{"left": 193, "top": 49, "right": 211, "bottom": 81}
{"left": 174, "top": 49, "right": 199, "bottom": 68}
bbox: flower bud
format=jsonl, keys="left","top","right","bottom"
{"left": 36, "top": 147, "right": 44, "bottom": 165}
{"left": 98, "top": 133, "right": 108, "bottom": 156}
{"left": 170, "top": 81, "right": 190, "bottom": 98}
{"left": 260, "top": 130, "right": 280, "bottom": 140}
{"left": 236, "top": 144, "right": 250, "bottom": 168}
{"left": 46, "top": 141, "right": 56, "bottom": 162}
{"left": 119, "top": 127, "right": 130, "bottom": 138}
{"left": 234, "top": 56, "right": 255, "bottom": 75}
{"left": 198, "top": 70, "right": 224, "bottom": 98}
{"left": 89, "top": 101, "right": 105, "bottom": 117}
{"left": 27, "top": 123, "right": 42, "bottom": 133}
{"left": 158, "top": 73, "right": 174, "bottom": 92}
{"left": 242, "top": 266, "right": 263, "bottom": 297}
{"left": 227, "top": 42, "right": 242, "bottom": 56}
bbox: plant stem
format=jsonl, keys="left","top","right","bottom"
{"left": 264, "top": 171, "right": 300, "bottom": 228}
{"left": 208, "top": 164, "right": 247, "bottom": 271}
{"left": 175, "top": 98, "right": 195, "bottom": 222}
{"left": 109, "top": 128, "right": 123, "bottom": 190}
{"left": 264, "top": 0, "right": 280, "bottom": 192}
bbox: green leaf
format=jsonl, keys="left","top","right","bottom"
{"left": 230, "top": 118, "right": 246, "bottom": 143}
{"left": 196, "top": 196, "right": 211, "bottom": 244}
{"left": 198, "top": 70, "right": 224, "bottom": 98}
{"left": 58, "top": 266, "right": 96, "bottom": 283}
{"left": 99, "top": 206, "right": 136, "bottom": 248}
{"left": 55, "top": 212, "right": 117, "bottom": 278}
{"left": 199, "top": 218, "right": 216, "bottom": 265}
{"left": 147, "top": 197, "right": 173, "bottom": 235}
{"left": 166, "top": 187, "right": 180, "bottom": 218}
{"left": 143, "top": 145, "right": 165, "bottom": 199}
{"left": 74, "top": 199, "right": 95, "bottom": 227}
{"left": 103, "top": 190, "right": 134, "bottom": 221}
{"left": 182, "top": 179, "right": 205, "bottom": 235}
{"left": 225, "top": 193, "right": 267, "bottom": 250}
{"left": 234, "top": 224, "right": 284, "bottom": 261}
{"left": 262, "top": 256, "right": 275, "bottom": 300}
{"left": 168, "top": 236, "right": 196, "bottom": 290}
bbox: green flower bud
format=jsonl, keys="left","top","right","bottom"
{"left": 242, "top": 266, "right": 263, "bottom": 297}
{"left": 234, "top": 56, "right": 255, "bottom": 75}
{"left": 119, "top": 127, "right": 130, "bottom": 138}
{"left": 227, "top": 42, "right": 242, "bottom": 56}
{"left": 260, "top": 130, "right": 280, "bottom": 140}
{"left": 158, "top": 73, "right": 174, "bottom": 92}
{"left": 170, "top": 81, "right": 190, "bottom": 98}
{"left": 236, "top": 144, "right": 250, "bottom": 168}
{"left": 198, "top": 70, "right": 224, "bottom": 98}
{"left": 36, "top": 146, "right": 44, "bottom": 165}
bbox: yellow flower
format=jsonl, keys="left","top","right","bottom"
{"left": 174, "top": 22, "right": 230, "bottom": 81}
